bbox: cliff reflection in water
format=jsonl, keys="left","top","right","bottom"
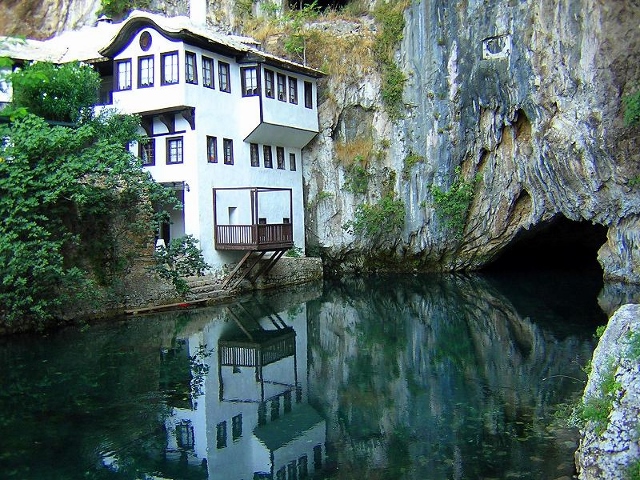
{"left": 307, "top": 273, "right": 603, "bottom": 479}
{"left": 0, "top": 273, "right": 603, "bottom": 479}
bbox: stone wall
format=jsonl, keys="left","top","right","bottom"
{"left": 576, "top": 304, "right": 640, "bottom": 479}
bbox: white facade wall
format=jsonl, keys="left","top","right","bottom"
{"left": 109, "top": 25, "right": 316, "bottom": 271}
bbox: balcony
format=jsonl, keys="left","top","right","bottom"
{"left": 213, "top": 187, "right": 294, "bottom": 251}
{"left": 215, "top": 224, "right": 293, "bottom": 251}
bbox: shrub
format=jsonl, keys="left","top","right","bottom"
{"left": 343, "top": 193, "right": 405, "bottom": 242}
{"left": 430, "top": 166, "right": 479, "bottom": 237}
{"left": 151, "top": 235, "right": 209, "bottom": 295}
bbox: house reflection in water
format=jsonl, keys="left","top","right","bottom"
{"left": 162, "top": 300, "right": 326, "bottom": 479}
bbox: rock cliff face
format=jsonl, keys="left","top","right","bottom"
{"left": 305, "top": 0, "right": 640, "bottom": 280}
{"left": 2, "top": 0, "right": 640, "bottom": 282}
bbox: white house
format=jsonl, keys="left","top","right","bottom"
{"left": 1, "top": 8, "right": 323, "bottom": 275}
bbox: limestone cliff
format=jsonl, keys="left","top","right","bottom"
{"left": 2, "top": 0, "right": 640, "bottom": 283}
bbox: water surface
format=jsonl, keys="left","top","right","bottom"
{"left": 0, "top": 272, "right": 605, "bottom": 479}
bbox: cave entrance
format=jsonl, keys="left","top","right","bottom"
{"left": 484, "top": 216, "right": 608, "bottom": 274}
{"left": 289, "top": 0, "right": 350, "bottom": 11}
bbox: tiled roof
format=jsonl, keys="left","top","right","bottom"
{"left": 0, "top": 10, "right": 324, "bottom": 77}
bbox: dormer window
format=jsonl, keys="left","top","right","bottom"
{"left": 185, "top": 51, "right": 197, "bottom": 84}
{"left": 138, "top": 55, "right": 154, "bottom": 88}
{"left": 276, "top": 73, "right": 286, "bottom": 102}
{"left": 264, "top": 69, "right": 274, "bottom": 98}
{"left": 115, "top": 59, "right": 132, "bottom": 91}
{"left": 241, "top": 67, "right": 258, "bottom": 96}
{"left": 161, "top": 51, "right": 179, "bottom": 85}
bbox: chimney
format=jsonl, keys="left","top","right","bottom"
{"left": 190, "top": 0, "right": 207, "bottom": 25}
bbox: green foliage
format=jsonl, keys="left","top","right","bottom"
{"left": 595, "top": 324, "right": 607, "bottom": 338}
{"left": 151, "top": 235, "right": 209, "bottom": 295}
{"left": 577, "top": 359, "right": 621, "bottom": 436}
{"left": 260, "top": 0, "right": 281, "bottom": 17}
{"left": 624, "top": 91, "right": 640, "bottom": 126}
{"left": 285, "top": 246, "right": 304, "bottom": 258}
{"left": 99, "top": 0, "right": 151, "bottom": 19}
{"left": 343, "top": 161, "right": 370, "bottom": 195}
{"left": 316, "top": 191, "right": 334, "bottom": 201}
{"left": 626, "top": 330, "right": 640, "bottom": 360}
{"left": 402, "top": 151, "right": 424, "bottom": 179}
{"left": 629, "top": 175, "right": 640, "bottom": 188}
{"left": 5, "top": 62, "right": 100, "bottom": 123}
{"left": 373, "top": 0, "right": 408, "bottom": 120}
{"left": 430, "top": 166, "right": 479, "bottom": 237}
{"left": 0, "top": 61, "right": 178, "bottom": 331}
{"left": 626, "top": 458, "right": 640, "bottom": 480}
{"left": 282, "top": 1, "right": 321, "bottom": 61}
{"left": 343, "top": 193, "right": 405, "bottom": 242}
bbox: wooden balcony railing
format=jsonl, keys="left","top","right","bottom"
{"left": 215, "top": 223, "right": 293, "bottom": 250}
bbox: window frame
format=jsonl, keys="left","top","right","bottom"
{"left": 289, "top": 152, "right": 296, "bottom": 171}
{"left": 264, "top": 69, "right": 275, "bottom": 98}
{"left": 138, "top": 55, "right": 154, "bottom": 88}
{"left": 139, "top": 138, "right": 155, "bottom": 166}
{"left": 304, "top": 81, "right": 313, "bottom": 109}
{"left": 277, "top": 73, "right": 286, "bottom": 102}
{"left": 241, "top": 66, "right": 259, "bottom": 96}
{"left": 276, "top": 146, "right": 285, "bottom": 170}
{"left": 161, "top": 51, "right": 179, "bottom": 85}
{"left": 263, "top": 145, "right": 273, "bottom": 168}
{"left": 166, "top": 136, "right": 184, "bottom": 164}
{"left": 207, "top": 135, "right": 218, "bottom": 163}
{"left": 185, "top": 51, "right": 198, "bottom": 84}
{"left": 202, "top": 56, "right": 214, "bottom": 89}
{"left": 218, "top": 61, "right": 231, "bottom": 93}
{"left": 250, "top": 143, "right": 260, "bottom": 167}
{"left": 223, "top": 138, "right": 234, "bottom": 165}
{"left": 115, "top": 59, "right": 132, "bottom": 91}
{"left": 288, "top": 76, "right": 298, "bottom": 104}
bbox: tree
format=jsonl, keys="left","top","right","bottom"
{"left": 0, "top": 61, "right": 178, "bottom": 331}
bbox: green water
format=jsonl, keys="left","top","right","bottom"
{"left": 0, "top": 272, "right": 606, "bottom": 479}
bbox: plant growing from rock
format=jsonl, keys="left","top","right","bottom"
{"left": 343, "top": 193, "right": 405, "bottom": 242}
{"left": 430, "top": 166, "right": 479, "bottom": 237}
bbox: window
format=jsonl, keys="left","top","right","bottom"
{"left": 115, "top": 59, "right": 132, "bottom": 91}
{"left": 241, "top": 67, "right": 258, "bottom": 96}
{"left": 271, "top": 397, "right": 280, "bottom": 420}
{"left": 202, "top": 56, "right": 214, "bottom": 88}
{"left": 161, "top": 51, "right": 179, "bottom": 85}
{"left": 276, "top": 146, "right": 285, "bottom": 169}
{"left": 176, "top": 421, "right": 195, "bottom": 450}
{"left": 250, "top": 143, "right": 259, "bottom": 167}
{"left": 139, "top": 138, "right": 155, "bottom": 166}
{"left": 313, "top": 445, "right": 322, "bottom": 470}
{"left": 288, "top": 76, "right": 298, "bottom": 104}
{"left": 263, "top": 145, "right": 273, "bottom": 168}
{"left": 185, "top": 51, "right": 197, "bottom": 84}
{"left": 264, "top": 69, "right": 274, "bottom": 98}
{"left": 219, "top": 61, "right": 230, "bottom": 93}
{"left": 284, "top": 390, "right": 292, "bottom": 412}
{"left": 138, "top": 55, "right": 154, "bottom": 88}
{"left": 304, "top": 81, "right": 313, "bottom": 108}
{"left": 216, "top": 421, "right": 227, "bottom": 449}
{"left": 232, "top": 414, "right": 242, "bottom": 440}
{"left": 207, "top": 136, "right": 217, "bottom": 163}
{"left": 288, "top": 461, "right": 297, "bottom": 480}
{"left": 277, "top": 73, "right": 286, "bottom": 101}
{"left": 223, "top": 138, "right": 234, "bottom": 165}
{"left": 289, "top": 153, "right": 296, "bottom": 171}
{"left": 298, "top": 456, "right": 308, "bottom": 479}
{"left": 258, "top": 402, "right": 267, "bottom": 426}
{"left": 166, "top": 137, "right": 183, "bottom": 164}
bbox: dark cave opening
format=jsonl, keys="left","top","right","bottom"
{"left": 482, "top": 216, "right": 610, "bottom": 333}
{"left": 484, "top": 216, "right": 608, "bottom": 274}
